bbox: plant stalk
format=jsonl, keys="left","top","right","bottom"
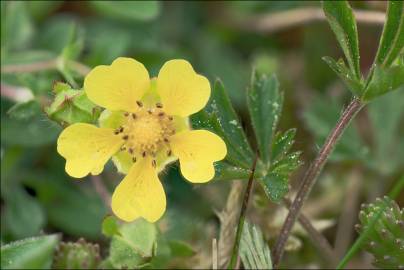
{"left": 272, "top": 98, "right": 364, "bottom": 267}
{"left": 228, "top": 154, "right": 258, "bottom": 269}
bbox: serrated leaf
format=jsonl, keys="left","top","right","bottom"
{"left": 374, "top": 1, "right": 404, "bottom": 68}
{"left": 206, "top": 80, "right": 254, "bottom": 168}
{"left": 322, "top": 56, "right": 363, "bottom": 96}
{"left": 239, "top": 221, "right": 272, "bottom": 270}
{"left": 101, "top": 216, "right": 120, "bottom": 237}
{"left": 7, "top": 100, "right": 41, "bottom": 121}
{"left": 1, "top": 235, "right": 59, "bottom": 269}
{"left": 322, "top": 1, "right": 361, "bottom": 79}
{"left": 247, "top": 71, "right": 282, "bottom": 165}
{"left": 271, "top": 129, "right": 296, "bottom": 163}
{"left": 362, "top": 64, "right": 404, "bottom": 101}
{"left": 259, "top": 172, "right": 289, "bottom": 203}
{"left": 109, "top": 219, "right": 157, "bottom": 269}
{"left": 214, "top": 162, "right": 251, "bottom": 181}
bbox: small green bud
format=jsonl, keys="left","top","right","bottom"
{"left": 356, "top": 196, "right": 404, "bottom": 269}
{"left": 53, "top": 238, "right": 101, "bottom": 269}
{"left": 45, "top": 84, "right": 101, "bottom": 126}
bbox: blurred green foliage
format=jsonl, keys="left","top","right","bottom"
{"left": 1, "top": 1, "right": 403, "bottom": 269}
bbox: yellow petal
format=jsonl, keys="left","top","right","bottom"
{"left": 57, "top": 123, "right": 123, "bottom": 178}
{"left": 111, "top": 158, "right": 166, "bottom": 222}
{"left": 170, "top": 130, "right": 227, "bottom": 183}
{"left": 156, "top": 59, "right": 210, "bottom": 117}
{"left": 84, "top": 57, "right": 150, "bottom": 112}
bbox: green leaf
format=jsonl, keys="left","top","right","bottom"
{"left": 167, "top": 240, "right": 195, "bottom": 258}
{"left": 101, "top": 216, "right": 120, "bottom": 237}
{"left": 239, "top": 221, "right": 272, "bottom": 270}
{"left": 1, "top": 115, "right": 61, "bottom": 147}
{"left": 374, "top": 1, "right": 404, "bottom": 68}
{"left": 207, "top": 80, "right": 254, "bottom": 168}
{"left": 7, "top": 100, "right": 41, "bottom": 121}
{"left": 322, "top": 56, "right": 364, "bottom": 96}
{"left": 322, "top": 1, "right": 361, "bottom": 79}
{"left": 3, "top": 185, "right": 45, "bottom": 239}
{"left": 109, "top": 219, "right": 157, "bottom": 269}
{"left": 214, "top": 162, "right": 251, "bottom": 181}
{"left": 362, "top": 64, "right": 404, "bottom": 101}
{"left": 271, "top": 129, "right": 296, "bottom": 163}
{"left": 89, "top": 1, "right": 161, "bottom": 22}
{"left": 1, "top": 235, "right": 59, "bottom": 269}
{"left": 247, "top": 71, "right": 283, "bottom": 165}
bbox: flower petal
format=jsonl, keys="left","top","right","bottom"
{"left": 111, "top": 157, "right": 166, "bottom": 222}
{"left": 57, "top": 123, "right": 123, "bottom": 178}
{"left": 84, "top": 57, "right": 150, "bottom": 112}
{"left": 156, "top": 59, "right": 210, "bottom": 117}
{"left": 170, "top": 130, "right": 227, "bottom": 183}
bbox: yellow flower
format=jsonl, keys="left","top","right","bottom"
{"left": 57, "top": 58, "right": 227, "bottom": 222}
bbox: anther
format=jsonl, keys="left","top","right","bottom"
{"left": 167, "top": 150, "right": 172, "bottom": 156}
{"left": 156, "top": 103, "right": 163, "bottom": 108}
{"left": 132, "top": 157, "right": 137, "bottom": 163}
{"left": 132, "top": 113, "right": 137, "bottom": 119}
{"left": 123, "top": 135, "right": 129, "bottom": 140}
{"left": 158, "top": 112, "right": 165, "bottom": 117}
{"left": 119, "top": 126, "right": 124, "bottom": 133}
{"left": 128, "top": 148, "right": 134, "bottom": 154}
{"left": 164, "top": 138, "right": 169, "bottom": 143}
{"left": 152, "top": 160, "right": 156, "bottom": 168}
{"left": 114, "top": 130, "right": 120, "bottom": 135}
{"left": 147, "top": 110, "right": 152, "bottom": 114}
{"left": 142, "top": 151, "right": 146, "bottom": 157}
{"left": 124, "top": 112, "right": 129, "bottom": 117}
{"left": 168, "top": 116, "right": 173, "bottom": 121}
{"left": 120, "top": 146, "right": 126, "bottom": 151}
{"left": 136, "top": 100, "right": 143, "bottom": 107}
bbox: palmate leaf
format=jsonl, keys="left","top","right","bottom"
{"left": 192, "top": 72, "right": 301, "bottom": 203}
{"left": 239, "top": 221, "right": 272, "bottom": 270}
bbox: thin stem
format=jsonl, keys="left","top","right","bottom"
{"left": 228, "top": 154, "right": 258, "bottom": 269}
{"left": 272, "top": 98, "right": 364, "bottom": 267}
{"left": 90, "top": 175, "right": 111, "bottom": 208}
{"left": 220, "top": 7, "right": 384, "bottom": 35}
{"left": 283, "top": 198, "right": 338, "bottom": 267}
{"left": 336, "top": 176, "right": 404, "bottom": 269}
{"left": 1, "top": 58, "right": 90, "bottom": 76}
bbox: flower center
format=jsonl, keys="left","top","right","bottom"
{"left": 114, "top": 101, "right": 175, "bottom": 166}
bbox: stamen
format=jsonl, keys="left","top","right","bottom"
{"left": 152, "top": 160, "right": 157, "bottom": 168}
{"left": 132, "top": 157, "right": 137, "bottom": 163}
{"left": 158, "top": 112, "right": 165, "bottom": 117}
{"left": 120, "top": 146, "right": 126, "bottom": 151}
{"left": 119, "top": 126, "right": 124, "bottom": 133}
{"left": 132, "top": 113, "right": 137, "bottom": 119}
{"left": 156, "top": 103, "right": 163, "bottom": 108}
{"left": 142, "top": 151, "right": 146, "bottom": 157}
{"left": 136, "top": 100, "right": 143, "bottom": 107}
{"left": 164, "top": 138, "right": 169, "bottom": 143}
{"left": 114, "top": 130, "right": 120, "bottom": 135}
{"left": 168, "top": 116, "right": 173, "bottom": 121}
{"left": 128, "top": 148, "right": 134, "bottom": 154}
{"left": 123, "top": 135, "right": 129, "bottom": 140}
{"left": 147, "top": 110, "right": 152, "bottom": 114}
{"left": 167, "top": 150, "right": 172, "bottom": 156}
{"left": 124, "top": 112, "right": 129, "bottom": 117}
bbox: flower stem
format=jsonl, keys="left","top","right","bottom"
{"left": 272, "top": 98, "right": 364, "bottom": 267}
{"left": 228, "top": 154, "right": 258, "bottom": 269}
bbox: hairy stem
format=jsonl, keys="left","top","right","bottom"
{"left": 273, "top": 98, "right": 364, "bottom": 267}
{"left": 228, "top": 155, "right": 258, "bottom": 269}
{"left": 283, "top": 198, "right": 338, "bottom": 267}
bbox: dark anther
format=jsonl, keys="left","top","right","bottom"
{"left": 120, "top": 146, "right": 126, "bottom": 151}
{"left": 152, "top": 160, "right": 157, "bottom": 168}
{"left": 158, "top": 112, "right": 165, "bottom": 117}
{"left": 136, "top": 100, "right": 143, "bottom": 107}
{"left": 128, "top": 148, "right": 134, "bottom": 154}
{"left": 132, "top": 157, "right": 137, "bottom": 163}
{"left": 156, "top": 103, "right": 163, "bottom": 108}
{"left": 147, "top": 110, "right": 152, "bottom": 114}
{"left": 124, "top": 112, "right": 129, "bottom": 117}
{"left": 119, "top": 126, "right": 124, "bottom": 133}
{"left": 167, "top": 150, "right": 172, "bottom": 156}
{"left": 132, "top": 113, "right": 137, "bottom": 119}
{"left": 142, "top": 151, "right": 146, "bottom": 157}
{"left": 168, "top": 116, "right": 173, "bottom": 121}
{"left": 123, "top": 135, "right": 129, "bottom": 140}
{"left": 164, "top": 138, "right": 169, "bottom": 143}
{"left": 114, "top": 130, "right": 120, "bottom": 135}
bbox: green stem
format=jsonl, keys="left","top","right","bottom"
{"left": 336, "top": 176, "right": 404, "bottom": 269}
{"left": 228, "top": 154, "right": 258, "bottom": 269}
